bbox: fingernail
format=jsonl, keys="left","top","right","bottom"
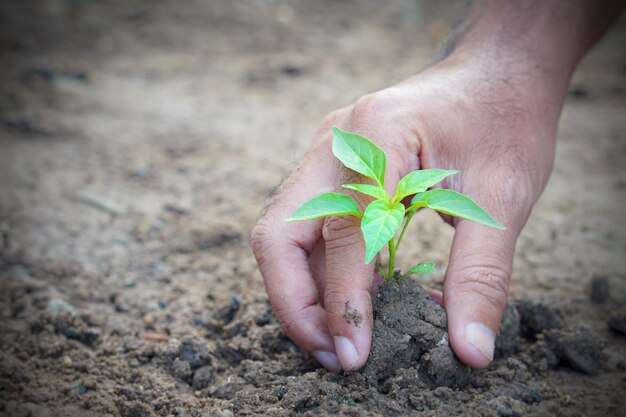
{"left": 464, "top": 322, "right": 495, "bottom": 361}
{"left": 312, "top": 351, "right": 341, "bottom": 373}
{"left": 334, "top": 336, "right": 359, "bottom": 371}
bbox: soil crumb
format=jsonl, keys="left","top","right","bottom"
{"left": 343, "top": 301, "right": 363, "bottom": 327}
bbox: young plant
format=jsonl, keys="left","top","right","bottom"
{"left": 287, "top": 127, "right": 505, "bottom": 281}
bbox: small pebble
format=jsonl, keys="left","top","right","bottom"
{"left": 62, "top": 355, "right": 73, "bottom": 368}
{"left": 71, "top": 383, "right": 87, "bottom": 396}
{"left": 143, "top": 314, "right": 154, "bottom": 327}
{"left": 209, "top": 410, "right": 234, "bottom": 417}
{"left": 47, "top": 299, "right": 76, "bottom": 316}
{"left": 194, "top": 390, "right": 201, "bottom": 398}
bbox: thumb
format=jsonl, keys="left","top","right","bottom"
{"left": 444, "top": 219, "right": 518, "bottom": 368}
{"left": 322, "top": 215, "right": 374, "bottom": 371}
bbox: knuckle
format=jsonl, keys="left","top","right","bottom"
{"left": 323, "top": 288, "right": 347, "bottom": 316}
{"left": 274, "top": 305, "right": 301, "bottom": 340}
{"left": 273, "top": 301, "right": 321, "bottom": 343}
{"left": 250, "top": 217, "right": 277, "bottom": 265}
{"left": 492, "top": 174, "right": 533, "bottom": 214}
{"left": 455, "top": 265, "right": 510, "bottom": 312}
{"left": 348, "top": 90, "right": 419, "bottom": 173}
{"left": 466, "top": 168, "right": 535, "bottom": 230}
{"left": 250, "top": 221, "right": 268, "bottom": 254}
{"left": 319, "top": 108, "right": 348, "bottom": 131}
{"left": 351, "top": 91, "right": 393, "bottom": 125}
{"left": 323, "top": 290, "right": 350, "bottom": 324}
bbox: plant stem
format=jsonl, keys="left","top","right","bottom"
{"left": 387, "top": 238, "right": 396, "bottom": 281}
{"left": 395, "top": 209, "right": 416, "bottom": 253}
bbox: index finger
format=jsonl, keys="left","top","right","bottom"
{"left": 251, "top": 142, "right": 342, "bottom": 371}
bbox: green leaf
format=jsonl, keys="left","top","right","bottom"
{"left": 406, "top": 261, "right": 436, "bottom": 275}
{"left": 411, "top": 189, "right": 506, "bottom": 230}
{"left": 361, "top": 200, "right": 404, "bottom": 264}
{"left": 332, "top": 127, "right": 386, "bottom": 187}
{"left": 342, "top": 184, "right": 388, "bottom": 200}
{"left": 287, "top": 192, "right": 362, "bottom": 221}
{"left": 395, "top": 169, "right": 458, "bottom": 201}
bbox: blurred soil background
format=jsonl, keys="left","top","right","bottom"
{"left": 0, "top": 1, "right": 625, "bottom": 416}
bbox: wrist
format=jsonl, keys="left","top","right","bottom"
{"left": 442, "top": 0, "right": 623, "bottom": 101}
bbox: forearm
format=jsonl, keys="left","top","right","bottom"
{"left": 443, "top": 0, "right": 624, "bottom": 97}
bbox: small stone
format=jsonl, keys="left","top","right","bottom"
{"left": 209, "top": 410, "right": 234, "bottom": 417}
{"left": 62, "top": 355, "right": 73, "bottom": 368}
{"left": 47, "top": 298, "right": 76, "bottom": 316}
{"left": 64, "top": 327, "right": 100, "bottom": 346}
{"left": 82, "top": 328, "right": 100, "bottom": 346}
{"left": 71, "top": 383, "right": 87, "bottom": 396}
{"left": 193, "top": 390, "right": 201, "bottom": 398}
{"left": 142, "top": 314, "right": 154, "bottom": 327}
{"left": 64, "top": 327, "right": 81, "bottom": 340}
{"left": 115, "top": 303, "right": 130, "bottom": 313}
{"left": 275, "top": 386, "right": 287, "bottom": 400}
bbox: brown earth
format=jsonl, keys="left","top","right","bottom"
{"left": 1, "top": 1, "right": 625, "bottom": 416}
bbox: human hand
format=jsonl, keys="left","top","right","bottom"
{"left": 251, "top": 0, "right": 619, "bottom": 371}
{"left": 251, "top": 53, "right": 563, "bottom": 371}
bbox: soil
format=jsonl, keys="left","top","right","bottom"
{"left": 1, "top": 1, "right": 626, "bottom": 416}
{"left": 364, "top": 278, "right": 470, "bottom": 389}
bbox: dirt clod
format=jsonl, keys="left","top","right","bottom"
{"left": 178, "top": 335, "right": 210, "bottom": 369}
{"left": 420, "top": 345, "right": 471, "bottom": 388}
{"left": 545, "top": 328, "right": 605, "bottom": 375}
{"left": 517, "top": 301, "right": 564, "bottom": 338}
{"left": 192, "top": 365, "right": 215, "bottom": 389}
{"left": 363, "top": 278, "right": 470, "bottom": 388}
{"left": 171, "top": 357, "right": 193, "bottom": 382}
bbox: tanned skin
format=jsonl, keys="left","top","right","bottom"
{"left": 251, "top": 0, "right": 624, "bottom": 373}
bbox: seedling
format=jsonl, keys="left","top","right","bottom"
{"left": 288, "top": 127, "right": 505, "bottom": 281}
